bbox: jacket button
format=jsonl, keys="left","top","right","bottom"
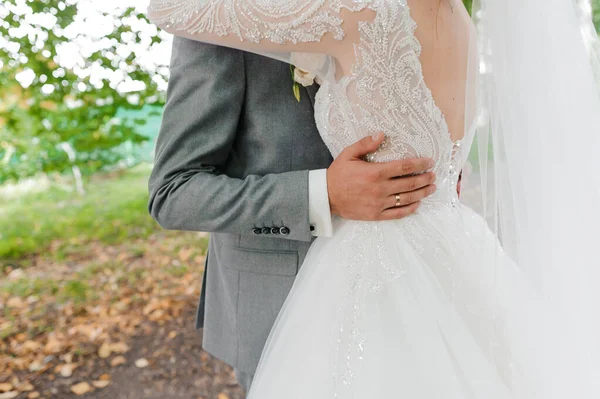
{"left": 262, "top": 227, "right": 272, "bottom": 235}
{"left": 271, "top": 227, "right": 281, "bottom": 235}
{"left": 252, "top": 228, "right": 263, "bottom": 235}
{"left": 280, "top": 227, "right": 290, "bottom": 236}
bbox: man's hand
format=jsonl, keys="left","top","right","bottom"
{"left": 327, "top": 133, "right": 437, "bottom": 221}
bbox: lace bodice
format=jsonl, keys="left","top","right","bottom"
{"left": 312, "top": 4, "right": 478, "bottom": 206}
{"left": 148, "top": 0, "right": 478, "bottom": 205}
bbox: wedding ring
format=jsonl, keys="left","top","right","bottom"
{"left": 395, "top": 194, "right": 402, "bottom": 208}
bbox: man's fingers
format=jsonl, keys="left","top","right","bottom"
{"left": 384, "top": 185, "right": 437, "bottom": 209}
{"left": 384, "top": 172, "right": 436, "bottom": 196}
{"left": 379, "top": 202, "right": 421, "bottom": 221}
{"left": 381, "top": 158, "right": 435, "bottom": 179}
{"left": 342, "top": 133, "right": 385, "bottom": 159}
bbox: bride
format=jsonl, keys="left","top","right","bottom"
{"left": 147, "top": 0, "right": 600, "bottom": 397}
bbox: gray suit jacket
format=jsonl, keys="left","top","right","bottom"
{"left": 148, "top": 37, "right": 333, "bottom": 373}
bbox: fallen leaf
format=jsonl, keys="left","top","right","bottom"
{"left": 22, "top": 341, "right": 41, "bottom": 353}
{"left": 98, "top": 343, "right": 112, "bottom": 359}
{"left": 0, "top": 385, "right": 12, "bottom": 393}
{"left": 99, "top": 374, "right": 111, "bottom": 381}
{"left": 148, "top": 309, "right": 166, "bottom": 321}
{"left": 91, "top": 380, "right": 110, "bottom": 389}
{"left": 0, "top": 392, "right": 18, "bottom": 399}
{"left": 142, "top": 301, "right": 158, "bottom": 316}
{"left": 27, "top": 392, "right": 40, "bottom": 399}
{"left": 70, "top": 382, "right": 92, "bottom": 396}
{"left": 7, "top": 297, "right": 24, "bottom": 308}
{"left": 109, "top": 342, "right": 130, "bottom": 354}
{"left": 134, "top": 358, "right": 149, "bottom": 368}
{"left": 44, "top": 337, "right": 63, "bottom": 354}
{"left": 28, "top": 362, "right": 42, "bottom": 372}
{"left": 60, "top": 363, "right": 75, "bottom": 378}
{"left": 11, "top": 357, "right": 27, "bottom": 369}
{"left": 110, "top": 356, "right": 126, "bottom": 367}
{"left": 98, "top": 342, "right": 130, "bottom": 360}
{"left": 63, "top": 352, "right": 74, "bottom": 364}
{"left": 168, "top": 331, "right": 177, "bottom": 339}
{"left": 16, "top": 382, "right": 34, "bottom": 392}
{"left": 217, "top": 394, "right": 229, "bottom": 399}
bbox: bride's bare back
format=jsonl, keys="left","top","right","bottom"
{"left": 332, "top": 1, "right": 473, "bottom": 142}
{"left": 410, "top": 0, "right": 474, "bottom": 142}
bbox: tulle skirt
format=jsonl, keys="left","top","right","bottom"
{"left": 247, "top": 203, "right": 550, "bottom": 398}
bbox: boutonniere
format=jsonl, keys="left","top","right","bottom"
{"left": 290, "top": 65, "right": 317, "bottom": 102}
{"left": 289, "top": 53, "right": 327, "bottom": 102}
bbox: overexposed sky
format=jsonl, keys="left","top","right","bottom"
{"left": 1, "top": 0, "right": 173, "bottom": 92}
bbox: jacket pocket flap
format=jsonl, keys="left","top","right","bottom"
{"left": 223, "top": 248, "right": 299, "bottom": 276}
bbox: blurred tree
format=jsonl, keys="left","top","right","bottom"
{"left": 0, "top": 0, "right": 167, "bottom": 184}
{"left": 463, "top": 0, "right": 472, "bottom": 15}
{"left": 466, "top": 0, "right": 598, "bottom": 30}
{"left": 594, "top": 0, "right": 600, "bottom": 32}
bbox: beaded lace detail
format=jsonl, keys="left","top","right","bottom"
{"left": 314, "top": 0, "right": 469, "bottom": 206}
{"left": 148, "top": 0, "right": 373, "bottom": 43}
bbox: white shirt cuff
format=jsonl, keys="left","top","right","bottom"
{"left": 308, "top": 169, "right": 333, "bottom": 238}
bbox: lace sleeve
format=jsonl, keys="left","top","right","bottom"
{"left": 147, "top": 0, "right": 374, "bottom": 80}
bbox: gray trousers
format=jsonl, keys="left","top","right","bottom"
{"left": 235, "top": 368, "right": 254, "bottom": 394}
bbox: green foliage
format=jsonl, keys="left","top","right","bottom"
{"left": 2, "top": 277, "right": 90, "bottom": 303}
{"left": 594, "top": 0, "right": 600, "bottom": 32}
{"left": 0, "top": 166, "right": 159, "bottom": 265}
{"left": 463, "top": 0, "right": 473, "bottom": 15}
{"left": 60, "top": 280, "right": 91, "bottom": 303}
{"left": 0, "top": 0, "right": 167, "bottom": 184}
{"left": 2, "top": 277, "right": 59, "bottom": 298}
{"left": 166, "top": 265, "right": 191, "bottom": 277}
{"left": 464, "top": 0, "right": 598, "bottom": 30}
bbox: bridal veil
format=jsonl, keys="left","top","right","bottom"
{"left": 467, "top": 0, "right": 600, "bottom": 396}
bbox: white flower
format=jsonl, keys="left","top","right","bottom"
{"left": 294, "top": 67, "right": 318, "bottom": 87}
{"left": 291, "top": 53, "right": 327, "bottom": 87}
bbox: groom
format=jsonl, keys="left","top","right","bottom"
{"left": 149, "top": 38, "right": 437, "bottom": 393}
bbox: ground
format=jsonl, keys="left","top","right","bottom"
{"left": 0, "top": 168, "right": 245, "bottom": 399}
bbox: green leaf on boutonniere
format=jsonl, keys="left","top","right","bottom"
{"left": 290, "top": 64, "right": 301, "bottom": 102}
{"left": 293, "top": 82, "right": 301, "bottom": 102}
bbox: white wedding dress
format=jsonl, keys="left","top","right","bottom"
{"left": 147, "top": 0, "right": 600, "bottom": 397}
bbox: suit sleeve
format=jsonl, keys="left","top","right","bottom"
{"left": 148, "top": 37, "right": 314, "bottom": 242}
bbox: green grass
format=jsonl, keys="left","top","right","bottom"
{"left": 1, "top": 276, "right": 91, "bottom": 303}
{"left": 2, "top": 277, "right": 59, "bottom": 298}
{"left": 0, "top": 166, "right": 160, "bottom": 266}
{"left": 166, "top": 265, "right": 191, "bottom": 277}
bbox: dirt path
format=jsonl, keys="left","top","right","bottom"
{"left": 1, "top": 232, "right": 246, "bottom": 399}
{"left": 62, "top": 307, "right": 244, "bottom": 399}
{"left": 7, "top": 299, "right": 245, "bottom": 399}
